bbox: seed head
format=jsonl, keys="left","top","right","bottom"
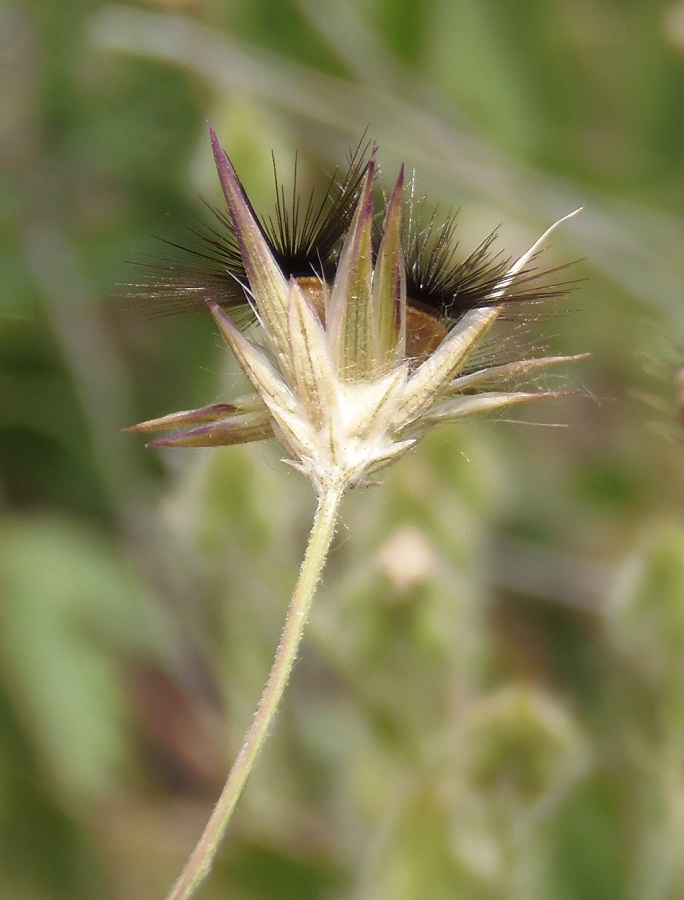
{"left": 126, "top": 129, "right": 585, "bottom": 494}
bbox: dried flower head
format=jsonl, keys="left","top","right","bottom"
{"left": 127, "top": 129, "right": 583, "bottom": 495}
{"left": 127, "top": 129, "right": 587, "bottom": 900}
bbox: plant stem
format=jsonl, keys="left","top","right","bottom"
{"left": 167, "top": 479, "right": 346, "bottom": 900}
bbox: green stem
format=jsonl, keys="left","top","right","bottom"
{"left": 166, "top": 479, "right": 346, "bottom": 900}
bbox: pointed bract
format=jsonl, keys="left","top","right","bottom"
{"left": 287, "top": 277, "right": 337, "bottom": 428}
{"left": 147, "top": 412, "right": 274, "bottom": 448}
{"left": 506, "top": 209, "right": 582, "bottom": 282}
{"left": 394, "top": 306, "right": 501, "bottom": 428}
{"left": 423, "top": 389, "right": 579, "bottom": 424}
{"left": 327, "top": 155, "right": 376, "bottom": 380}
{"left": 447, "top": 354, "right": 591, "bottom": 393}
{"left": 123, "top": 403, "right": 241, "bottom": 433}
{"left": 124, "top": 395, "right": 268, "bottom": 434}
{"left": 373, "top": 166, "right": 406, "bottom": 369}
{"left": 209, "top": 127, "right": 293, "bottom": 371}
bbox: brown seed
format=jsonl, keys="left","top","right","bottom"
{"left": 295, "top": 275, "right": 446, "bottom": 365}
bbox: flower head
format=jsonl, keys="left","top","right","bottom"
{"left": 129, "top": 131, "right": 589, "bottom": 900}
{"left": 127, "top": 129, "right": 584, "bottom": 494}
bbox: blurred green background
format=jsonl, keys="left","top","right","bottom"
{"left": 4, "top": 0, "right": 684, "bottom": 897}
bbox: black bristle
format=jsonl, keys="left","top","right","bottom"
{"left": 123, "top": 205, "right": 247, "bottom": 320}
{"left": 402, "top": 200, "right": 576, "bottom": 323}
{"left": 123, "top": 138, "right": 373, "bottom": 322}
{"left": 262, "top": 139, "right": 371, "bottom": 281}
{"left": 122, "top": 137, "right": 576, "bottom": 334}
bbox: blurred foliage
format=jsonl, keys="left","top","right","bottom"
{"left": 3, "top": 0, "right": 684, "bottom": 897}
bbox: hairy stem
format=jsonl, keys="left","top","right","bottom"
{"left": 167, "top": 479, "right": 346, "bottom": 900}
